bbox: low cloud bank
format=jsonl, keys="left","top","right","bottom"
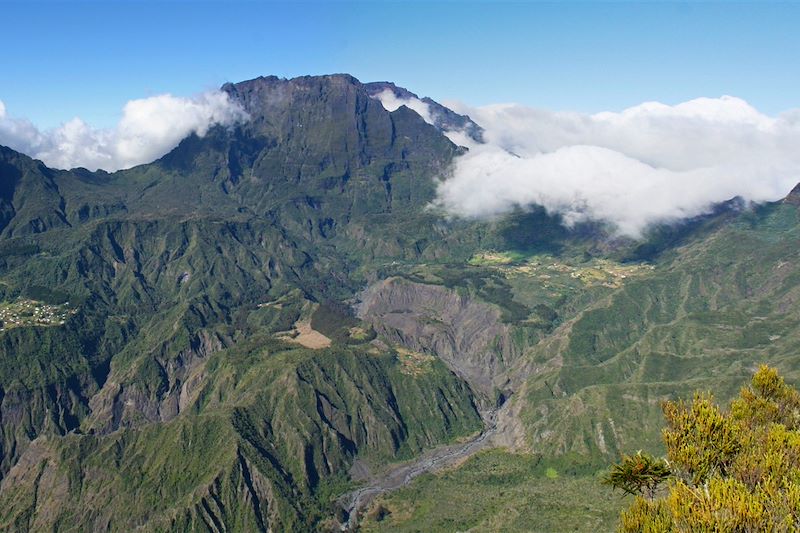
{"left": 0, "top": 91, "right": 247, "bottom": 172}
{"left": 436, "top": 97, "right": 800, "bottom": 237}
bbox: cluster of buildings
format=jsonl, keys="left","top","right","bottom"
{"left": 0, "top": 299, "right": 72, "bottom": 331}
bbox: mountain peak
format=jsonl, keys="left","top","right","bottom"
{"left": 219, "top": 73, "right": 388, "bottom": 135}
{"left": 220, "top": 74, "right": 482, "bottom": 143}
{"left": 151, "top": 73, "right": 465, "bottom": 220}
{"left": 221, "top": 73, "right": 361, "bottom": 93}
{"left": 784, "top": 183, "right": 800, "bottom": 205}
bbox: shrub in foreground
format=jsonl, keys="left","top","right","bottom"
{"left": 606, "top": 365, "right": 800, "bottom": 532}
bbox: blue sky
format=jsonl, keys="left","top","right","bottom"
{"left": 1, "top": 1, "right": 799, "bottom": 128}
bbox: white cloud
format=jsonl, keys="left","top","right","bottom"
{"left": 372, "top": 88, "right": 436, "bottom": 125}
{"left": 0, "top": 91, "right": 247, "bottom": 172}
{"left": 435, "top": 96, "right": 800, "bottom": 237}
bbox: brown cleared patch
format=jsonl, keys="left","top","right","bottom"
{"left": 278, "top": 319, "right": 331, "bottom": 349}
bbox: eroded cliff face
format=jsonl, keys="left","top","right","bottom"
{"left": 356, "top": 277, "right": 521, "bottom": 404}
{"left": 87, "top": 329, "right": 224, "bottom": 432}
{"left": 0, "top": 380, "right": 92, "bottom": 480}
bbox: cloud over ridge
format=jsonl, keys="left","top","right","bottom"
{"left": 372, "top": 88, "right": 436, "bottom": 125}
{"left": 437, "top": 96, "right": 800, "bottom": 237}
{"left": 0, "top": 91, "right": 247, "bottom": 172}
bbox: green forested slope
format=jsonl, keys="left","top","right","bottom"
{"left": 520, "top": 201, "right": 800, "bottom": 462}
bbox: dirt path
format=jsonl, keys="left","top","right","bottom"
{"left": 338, "top": 409, "right": 501, "bottom": 531}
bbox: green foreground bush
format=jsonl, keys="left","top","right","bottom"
{"left": 606, "top": 365, "right": 800, "bottom": 532}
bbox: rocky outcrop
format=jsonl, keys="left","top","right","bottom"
{"left": 356, "top": 277, "right": 520, "bottom": 403}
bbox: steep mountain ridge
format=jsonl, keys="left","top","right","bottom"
{"left": 362, "top": 80, "right": 485, "bottom": 142}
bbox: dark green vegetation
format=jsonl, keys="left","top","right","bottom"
{"left": 603, "top": 452, "right": 671, "bottom": 500}
{"left": 0, "top": 74, "right": 798, "bottom": 531}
